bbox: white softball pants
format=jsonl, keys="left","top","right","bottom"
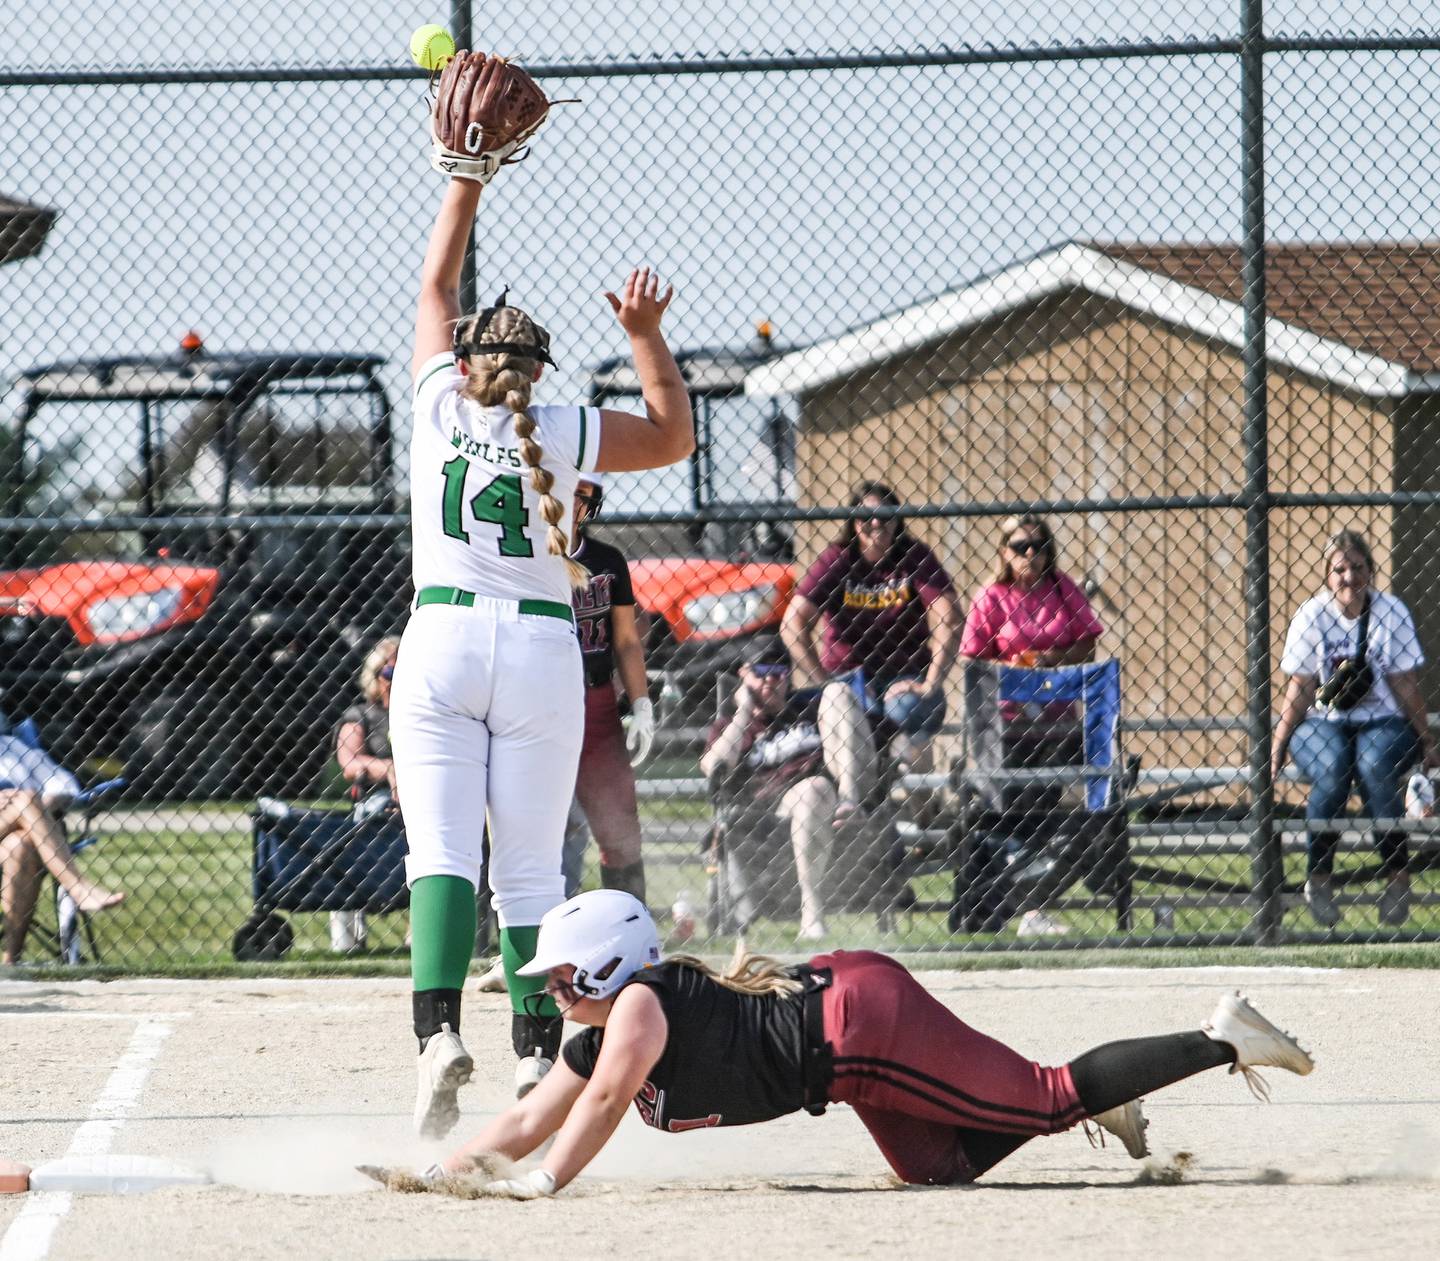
{"left": 389, "top": 599, "right": 584, "bottom": 928}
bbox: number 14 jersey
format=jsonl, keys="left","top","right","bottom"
{"left": 411, "top": 353, "right": 603, "bottom": 604}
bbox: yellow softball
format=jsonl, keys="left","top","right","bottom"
{"left": 409, "top": 24, "right": 456, "bottom": 71}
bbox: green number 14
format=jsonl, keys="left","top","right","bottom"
{"left": 440, "top": 455, "right": 534, "bottom": 557}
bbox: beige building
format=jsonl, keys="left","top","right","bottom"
{"left": 746, "top": 241, "right": 1440, "bottom": 776}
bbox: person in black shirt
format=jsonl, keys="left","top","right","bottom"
{"left": 701, "top": 638, "right": 880, "bottom": 940}
{"left": 363, "top": 890, "right": 1315, "bottom": 1198}
{"left": 563, "top": 474, "right": 653, "bottom": 903}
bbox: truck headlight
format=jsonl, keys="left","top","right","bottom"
{"left": 683, "top": 585, "right": 780, "bottom": 636}
{"left": 86, "top": 588, "right": 184, "bottom": 642}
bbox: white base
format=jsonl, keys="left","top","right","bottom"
{"left": 28, "top": 1154, "right": 211, "bottom": 1194}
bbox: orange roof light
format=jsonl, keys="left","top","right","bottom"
{"left": 755, "top": 320, "right": 774, "bottom": 342}
{"left": 180, "top": 330, "right": 204, "bottom": 354}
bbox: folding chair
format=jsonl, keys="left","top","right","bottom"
{"left": 233, "top": 797, "right": 410, "bottom": 960}
{"left": 0, "top": 713, "right": 125, "bottom": 964}
{"left": 952, "top": 659, "right": 1133, "bottom": 932}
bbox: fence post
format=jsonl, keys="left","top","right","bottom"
{"left": 451, "top": 0, "right": 477, "bottom": 314}
{"left": 1240, "top": 0, "right": 1283, "bottom": 944}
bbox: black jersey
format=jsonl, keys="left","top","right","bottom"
{"left": 570, "top": 535, "right": 636, "bottom": 688}
{"left": 561, "top": 961, "right": 808, "bottom": 1130}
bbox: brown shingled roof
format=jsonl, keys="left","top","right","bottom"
{"left": 0, "top": 194, "right": 57, "bottom": 266}
{"left": 1089, "top": 242, "right": 1440, "bottom": 374}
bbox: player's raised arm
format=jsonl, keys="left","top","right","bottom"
{"left": 596, "top": 267, "right": 695, "bottom": 471}
{"left": 412, "top": 179, "right": 483, "bottom": 380}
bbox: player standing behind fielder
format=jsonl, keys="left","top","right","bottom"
{"left": 560, "top": 472, "right": 655, "bottom": 903}
{"left": 395, "top": 163, "right": 693, "bottom": 1138}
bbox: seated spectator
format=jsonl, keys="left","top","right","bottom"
{"left": 331, "top": 635, "right": 400, "bottom": 952}
{"left": 960, "top": 513, "right": 1105, "bottom": 938}
{"left": 1272, "top": 529, "right": 1436, "bottom": 928}
{"left": 700, "top": 639, "right": 878, "bottom": 941}
{"left": 0, "top": 722, "right": 124, "bottom": 965}
{"left": 781, "top": 481, "right": 961, "bottom": 770}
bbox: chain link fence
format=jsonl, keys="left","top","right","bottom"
{"left": 4, "top": 2, "right": 1440, "bottom": 968}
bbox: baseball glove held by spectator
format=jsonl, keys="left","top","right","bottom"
{"left": 430, "top": 51, "right": 558, "bottom": 185}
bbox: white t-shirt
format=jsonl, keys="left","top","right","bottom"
{"left": 410, "top": 354, "right": 602, "bottom": 604}
{"left": 1280, "top": 589, "right": 1425, "bottom": 723}
{"left": 0, "top": 735, "right": 82, "bottom": 803}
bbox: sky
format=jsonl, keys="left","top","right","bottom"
{"left": 3, "top": 2, "right": 1439, "bottom": 515}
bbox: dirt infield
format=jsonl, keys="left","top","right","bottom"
{"left": 2, "top": 966, "right": 1435, "bottom": 1261}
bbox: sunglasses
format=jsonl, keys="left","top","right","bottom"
{"left": 379, "top": 664, "right": 395, "bottom": 680}
{"left": 1007, "top": 538, "right": 1046, "bottom": 555}
{"left": 749, "top": 663, "right": 791, "bottom": 678}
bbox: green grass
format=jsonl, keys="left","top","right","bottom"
{"left": 14, "top": 800, "right": 1440, "bottom": 977}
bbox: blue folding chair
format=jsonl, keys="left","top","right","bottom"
{"left": 953, "top": 659, "right": 1133, "bottom": 932}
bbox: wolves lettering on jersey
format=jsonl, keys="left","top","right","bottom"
{"left": 449, "top": 426, "right": 524, "bottom": 469}
{"left": 410, "top": 353, "right": 602, "bottom": 604}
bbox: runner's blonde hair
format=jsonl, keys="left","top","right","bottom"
{"left": 666, "top": 952, "right": 804, "bottom": 998}
{"left": 454, "top": 305, "right": 587, "bottom": 587}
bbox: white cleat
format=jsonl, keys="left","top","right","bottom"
{"left": 1085, "top": 1098, "right": 1150, "bottom": 1159}
{"left": 414, "top": 1023, "right": 474, "bottom": 1140}
{"left": 1016, "top": 908, "right": 1069, "bottom": 938}
{"left": 474, "top": 957, "right": 508, "bottom": 993}
{"left": 514, "top": 1052, "right": 553, "bottom": 1100}
{"left": 1201, "top": 991, "right": 1314, "bottom": 1100}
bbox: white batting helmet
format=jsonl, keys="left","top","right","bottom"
{"left": 516, "top": 890, "right": 660, "bottom": 1000}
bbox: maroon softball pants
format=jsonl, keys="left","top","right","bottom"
{"left": 812, "top": 950, "right": 1086, "bottom": 1185}
{"left": 575, "top": 683, "right": 643, "bottom": 868}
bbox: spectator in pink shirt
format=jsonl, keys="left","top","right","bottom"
{"left": 961, "top": 514, "right": 1103, "bottom": 671}
{"left": 960, "top": 514, "right": 1105, "bottom": 938}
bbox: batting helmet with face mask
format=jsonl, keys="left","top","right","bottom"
{"left": 516, "top": 889, "right": 660, "bottom": 1001}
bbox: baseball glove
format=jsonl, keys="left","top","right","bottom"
{"left": 430, "top": 51, "right": 556, "bottom": 185}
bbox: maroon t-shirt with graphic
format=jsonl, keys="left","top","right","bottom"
{"left": 571, "top": 535, "right": 635, "bottom": 688}
{"left": 796, "top": 539, "right": 955, "bottom": 684}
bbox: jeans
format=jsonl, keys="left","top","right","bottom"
{"left": 881, "top": 685, "right": 947, "bottom": 736}
{"left": 1289, "top": 716, "right": 1417, "bottom": 876}
{"left": 831, "top": 670, "right": 946, "bottom": 736}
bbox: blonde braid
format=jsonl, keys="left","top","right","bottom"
{"left": 456, "top": 307, "right": 588, "bottom": 588}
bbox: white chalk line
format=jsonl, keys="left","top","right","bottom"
{"left": 0, "top": 1018, "right": 176, "bottom": 1261}
{"left": 2, "top": 1005, "right": 379, "bottom": 1019}
{"left": 0, "top": 1012, "right": 191, "bottom": 1022}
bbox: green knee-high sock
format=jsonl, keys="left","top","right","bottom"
{"left": 499, "top": 924, "right": 558, "bottom": 1018}
{"left": 410, "top": 875, "right": 477, "bottom": 992}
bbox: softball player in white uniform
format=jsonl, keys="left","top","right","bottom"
{"left": 398, "top": 174, "right": 693, "bottom": 1138}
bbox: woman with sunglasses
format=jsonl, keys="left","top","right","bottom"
{"left": 330, "top": 635, "right": 402, "bottom": 952}
{"left": 960, "top": 513, "right": 1105, "bottom": 938}
{"left": 781, "top": 481, "right": 961, "bottom": 774}
{"left": 362, "top": 888, "right": 1313, "bottom": 1198}
{"left": 395, "top": 163, "right": 692, "bottom": 1141}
